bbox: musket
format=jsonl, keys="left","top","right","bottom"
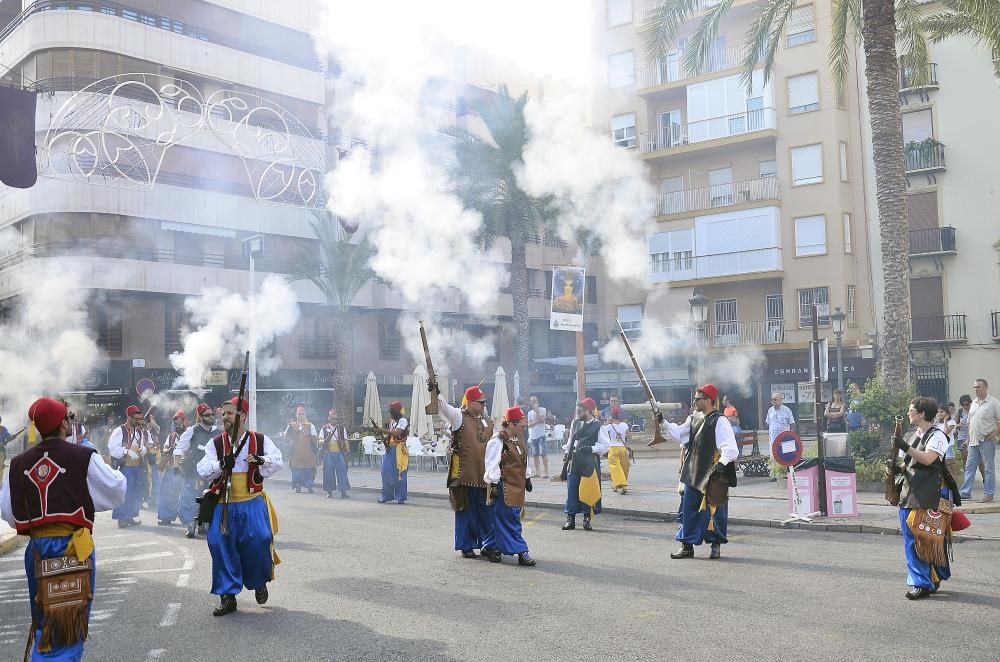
{"left": 419, "top": 320, "right": 438, "bottom": 415}
{"left": 615, "top": 319, "right": 667, "bottom": 447}
{"left": 1, "top": 426, "right": 26, "bottom": 449}
{"left": 221, "top": 351, "right": 250, "bottom": 535}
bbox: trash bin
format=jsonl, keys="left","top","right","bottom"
{"left": 824, "top": 456, "right": 858, "bottom": 518}
{"left": 787, "top": 458, "right": 820, "bottom": 516}
{"left": 824, "top": 432, "right": 849, "bottom": 457}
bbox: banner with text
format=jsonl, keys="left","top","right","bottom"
{"left": 549, "top": 266, "right": 585, "bottom": 332}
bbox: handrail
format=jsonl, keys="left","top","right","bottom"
{"left": 650, "top": 176, "right": 780, "bottom": 216}
{"left": 908, "top": 226, "right": 956, "bottom": 255}
{"left": 910, "top": 314, "right": 967, "bottom": 342}
{"left": 640, "top": 108, "right": 776, "bottom": 153}
{"left": 637, "top": 43, "right": 748, "bottom": 89}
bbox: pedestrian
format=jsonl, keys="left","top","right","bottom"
{"left": 0, "top": 415, "right": 10, "bottom": 480}
{"left": 824, "top": 389, "right": 847, "bottom": 433}
{"left": 66, "top": 410, "right": 87, "bottom": 446}
{"left": 561, "top": 397, "right": 603, "bottom": 532}
{"left": 174, "top": 403, "right": 218, "bottom": 538}
{"left": 765, "top": 392, "right": 795, "bottom": 444}
{"left": 722, "top": 395, "right": 739, "bottom": 419}
{"left": 954, "top": 395, "right": 985, "bottom": 485}
{"left": 889, "top": 397, "right": 961, "bottom": 599}
{"left": 107, "top": 405, "right": 151, "bottom": 528}
{"left": 374, "top": 401, "right": 409, "bottom": 504}
{"left": 960, "top": 378, "right": 1000, "bottom": 502}
{"left": 198, "top": 396, "right": 283, "bottom": 617}
{"left": 481, "top": 406, "right": 535, "bottom": 566}
{"left": 846, "top": 382, "right": 864, "bottom": 432}
{"left": 526, "top": 395, "right": 550, "bottom": 479}
{"left": 936, "top": 404, "right": 959, "bottom": 482}
{"left": 601, "top": 405, "right": 631, "bottom": 494}
{"left": 432, "top": 384, "right": 494, "bottom": 557}
{"left": 283, "top": 406, "right": 318, "bottom": 493}
{"left": 0, "top": 397, "right": 126, "bottom": 660}
{"left": 659, "top": 384, "right": 738, "bottom": 560}
{"left": 157, "top": 411, "right": 187, "bottom": 526}
{"left": 320, "top": 409, "right": 351, "bottom": 499}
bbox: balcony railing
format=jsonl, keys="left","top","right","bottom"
{"left": 634, "top": 0, "right": 727, "bottom": 22}
{"left": 905, "top": 139, "right": 946, "bottom": 174}
{"left": 709, "top": 320, "right": 785, "bottom": 347}
{"left": 992, "top": 312, "right": 1000, "bottom": 342}
{"left": 899, "top": 63, "right": 939, "bottom": 91}
{"left": 909, "top": 226, "right": 956, "bottom": 256}
{"left": 911, "top": 314, "right": 967, "bottom": 343}
{"left": 0, "top": 0, "right": 321, "bottom": 71}
{"left": 650, "top": 176, "right": 780, "bottom": 216}
{"left": 649, "top": 247, "right": 782, "bottom": 283}
{"left": 640, "top": 108, "right": 776, "bottom": 155}
{"left": 300, "top": 336, "right": 335, "bottom": 359}
{"left": 637, "top": 44, "right": 747, "bottom": 89}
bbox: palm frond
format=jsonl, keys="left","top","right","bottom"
{"left": 292, "top": 211, "right": 375, "bottom": 312}
{"left": 829, "top": 0, "right": 862, "bottom": 89}
{"left": 639, "top": 0, "right": 703, "bottom": 61}
{"left": 682, "top": 0, "right": 737, "bottom": 76}
{"left": 923, "top": 0, "right": 1000, "bottom": 78}
{"left": 739, "top": 0, "right": 797, "bottom": 91}
{"left": 896, "top": 0, "right": 933, "bottom": 88}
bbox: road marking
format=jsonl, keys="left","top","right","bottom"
{"left": 112, "top": 566, "right": 188, "bottom": 575}
{"left": 0, "top": 551, "right": 172, "bottom": 578}
{"left": 159, "top": 603, "right": 182, "bottom": 627}
{"left": 145, "top": 649, "right": 167, "bottom": 661}
{"left": 176, "top": 574, "right": 190, "bottom": 587}
{"left": 522, "top": 512, "right": 546, "bottom": 528}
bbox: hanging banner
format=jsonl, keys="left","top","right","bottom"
{"left": 550, "top": 266, "right": 585, "bottom": 332}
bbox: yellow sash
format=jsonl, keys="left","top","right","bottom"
{"left": 579, "top": 470, "right": 601, "bottom": 511}
{"left": 699, "top": 450, "right": 722, "bottom": 531}
{"left": 396, "top": 443, "right": 409, "bottom": 476}
{"left": 30, "top": 523, "right": 94, "bottom": 563}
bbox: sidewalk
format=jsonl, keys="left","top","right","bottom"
{"left": 278, "top": 454, "right": 1000, "bottom": 541}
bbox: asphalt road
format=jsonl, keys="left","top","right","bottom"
{"left": 2, "top": 487, "right": 998, "bottom": 662}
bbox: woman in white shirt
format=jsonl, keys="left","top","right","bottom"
{"left": 599, "top": 406, "right": 632, "bottom": 494}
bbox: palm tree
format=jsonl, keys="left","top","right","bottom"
{"left": 447, "top": 85, "right": 559, "bottom": 393}
{"left": 293, "top": 211, "right": 375, "bottom": 423}
{"left": 922, "top": 0, "right": 1000, "bottom": 77}
{"left": 641, "top": 0, "right": 938, "bottom": 393}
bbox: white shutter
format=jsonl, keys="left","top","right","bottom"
{"left": 788, "top": 73, "right": 818, "bottom": 113}
{"left": 795, "top": 215, "right": 827, "bottom": 256}
{"left": 791, "top": 144, "right": 823, "bottom": 185}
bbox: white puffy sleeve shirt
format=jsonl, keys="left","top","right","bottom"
{"left": 484, "top": 434, "right": 533, "bottom": 484}
{"left": 661, "top": 414, "right": 738, "bottom": 465}
{"left": 197, "top": 432, "right": 283, "bottom": 481}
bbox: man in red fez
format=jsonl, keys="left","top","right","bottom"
{"left": 173, "top": 403, "right": 218, "bottom": 538}
{"left": 429, "top": 380, "right": 495, "bottom": 558}
{"left": 481, "top": 406, "right": 535, "bottom": 566}
{"left": 372, "top": 401, "right": 409, "bottom": 503}
{"left": 156, "top": 410, "right": 189, "bottom": 526}
{"left": 658, "top": 383, "right": 738, "bottom": 559}
{"left": 107, "top": 405, "right": 153, "bottom": 527}
{"left": 1, "top": 397, "right": 126, "bottom": 659}
{"left": 562, "top": 397, "right": 603, "bottom": 531}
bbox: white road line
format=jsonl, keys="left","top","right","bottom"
{"left": 145, "top": 649, "right": 167, "bottom": 661}
{"left": 111, "top": 566, "right": 188, "bottom": 575}
{"left": 0, "top": 551, "right": 173, "bottom": 578}
{"left": 159, "top": 603, "right": 182, "bottom": 627}
{"left": 176, "top": 574, "right": 190, "bottom": 587}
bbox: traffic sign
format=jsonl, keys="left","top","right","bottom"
{"left": 771, "top": 430, "right": 803, "bottom": 467}
{"left": 135, "top": 379, "right": 155, "bottom": 397}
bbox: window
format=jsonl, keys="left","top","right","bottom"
{"left": 544, "top": 270, "right": 552, "bottom": 299}
{"left": 759, "top": 159, "right": 778, "bottom": 178}
{"left": 795, "top": 215, "right": 827, "bottom": 256}
{"left": 608, "top": 51, "right": 635, "bottom": 88}
{"left": 836, "top": 82, "right": 847, "bottom": 109}
{"left": 164, "top": 299, "right": 187, "bottom": 355}
{"left": 708, "top": 167, "right": 733, "bottom": 206}
{"left": 607, "top": 0, "right": 631, "bottom": 26}
{"left": 839, "top": 142, "right": 849, "bottom": 181}
{"left": 791, "top": 143, "right": 823, "bottom": 185}
{"left": 648, "top": 230, "right": 694, "bottom": 275}
{"left": 765, "top": 294, "right": 785, "bottom": 342}
{"left": 798, "top": 287, "right": 830, "bottom": 327}
{"left": 843, "top": 213, "right": 853, "bottom": 253}
{"left": 788, "top": 73, "right": 819, "bottom": 114}
{"left": 617, "top": 304, "right": 643, "bottom": 339}
{"left": 378, "top": 318, "right": 400, "bottom": 360}
{"left": 786, "top": 4, "right": 816, "bottom": 47}
{"left": 585, "top": 275, "right": 597, "bottom": 304}
{"left": 902, "top": 109, "right": 934, "bottom": 144}
{"left": 611, "top": 113, "right": 636, "bottom": 148}
{"left": 95, "top": 298, "right": 123, "bottom": 355}
{"left": 846, "top": 285, "right": 857, "bottom": 326}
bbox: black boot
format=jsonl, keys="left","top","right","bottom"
{"left": 562, "top": 515, "right": 576, "bottom": 530}
{"left": 484, "top": 549, "right": 502, "bottom": 563}
{"left": 709, "top": 543, "right": 721, "bottom": 559}
{"left": 906, "top": 587, "right": 931, "bottom": 600}
{"left": 461, "top": 550, "right": 477, "bottom": 559}
{"left": 670, "top": 543, "right": 695, "bottom": 559}
{"left": 583, "top": 514, "right": 593, "bottom": 531}
{"left": 255, "top": 585, "right": 269, "bottom": 605}
{"left": 517, "top": 552, "right": 536, "bottom": 567}
{"left": 213, "top": 595, "right": 237, "bottom": 616}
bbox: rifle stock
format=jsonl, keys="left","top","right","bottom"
{"left": 419, "top": 321, "right": 439, "bottom": 415}
{"left": 615, "top": 320, "right": 667, "bottom": 447}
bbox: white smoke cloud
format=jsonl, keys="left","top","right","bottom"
{"left": 0, "top": 265, "right": 102, "bottom": 426}
{"left": 518, "top": 95, "right": 653, "bottom": 284}
{"left": 397, "top": 313, "right": 500, "bottom": 382}
{"left": 169, "top": 274, "right": 299, "bottom": 391}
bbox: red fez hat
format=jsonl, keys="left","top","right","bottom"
{"left": 173, "top": 410, "right": 187, "bottom": 422}
{"left": 388, "top": 400, "right": 403, "bottom": 410}
{"left": 28, "top": 397, "right": 67, "bottom": 435}
{"left": 580, "top": 397, "right": 596, "bottom": 412}
{"left": 611, "top": 405, "right": 622, "bottom": 419}
{"left": 125, "top": 405, "right": 141, "bottom": 416}
{"left": 329, "top": 409, "right": 337, "bottom": 417}
{"left": 504, "top": 406, "right": 525, "bottom": 423}
{"left": 464, "top": 386, "right": 486, "bottom": 403}
{"left": 296, "top": 405, "right": 306, "bottom": 414}
{"left": 951, "top": 510, "right": 971, "bottom": 532}
{"left": 226, "top": 396, "right": 250, "bottom": 414}
{"left": 697, "top": 384, "right": 719, "bottom": 402}
{"left": 196, "top": 403, "right": 211, "bottom": 416}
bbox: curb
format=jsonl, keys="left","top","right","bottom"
{"left": 270, "top": 476, "right": 999, "bottom": 541}
{"left": 0, "top": 532, "right": 26, "bottom": 556}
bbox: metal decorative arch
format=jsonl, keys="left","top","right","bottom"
{"left": 38, "top": 73, "right": 325, "bottom": 209}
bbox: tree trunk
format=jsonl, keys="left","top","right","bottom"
{"left": 332, "top": 309, "right": 355, "bottom": 427}
{"left": 510, "top": 236, "right": 530, "bottom": 397}
{"left": 862, "top": 0, "right": 911, "bottom": 392}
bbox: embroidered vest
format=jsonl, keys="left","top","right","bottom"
{"left": 680, "top": 412, "right": 722, "bottom": 492}
{"left": 452, "top": 410, "right": 493, "bottom": 488}
{"left": 499, "top": 433, "right": 528, "bottom": 508}
{"left": 323, "top": 425, "right": 349, "bottom": 453}
{"left": 9, "top": 439, "right": 97, "bottom": 533}
{"left": 119, "top": 424, "right": 148, "bottom": 467}
{"left": 208, "top": 431, "right": 265, "bottom": 495}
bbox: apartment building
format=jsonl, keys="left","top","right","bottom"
{"left": 0, "top": 1, "right": 594, "bottom": 431}
{"left": 861, "top": 35, "right": 1000, "bottom": 403}
{"left": 590, "top": 0, "right": 878, "bottom": 428}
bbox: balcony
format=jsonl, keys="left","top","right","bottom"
{"left": 637, "top": 44, "right": 747, "bottom": 92}
{"left": 299, "top": 336, "right": 335, "bottom": 359}
{"left": 910, "top": 314, "right": 967, "bottom": 344}
{"left": 992, "top": 312, "right": 1000, "bottom": 342}
{"left": 904, "top": 139, "right": 946, "bottom": 175}
{"left": 649, "top": 247, "right": 782, "bottom": 284}
{"left": 640, "top": 108, "right": 776, "bottom": 159}
{"left": 634, "top": 0, "right": 741, "bottom": 23}
{"left": 909, "top": 226, "right": 956, "bottom": 256}
{"left": 709, "top": 320, "right": 785, "bottom": 347}
{"left": 899, "top": 63, "right": 939, "bottom": 93}
{"left": 650, "top": 177, "right": 780, "bottom": 217}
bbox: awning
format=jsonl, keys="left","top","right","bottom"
{"left": 230, "top": 387, "right": 334, "bottom": 393}
{"left": 58, "top": 389, "right": 123, "bottom": 396}
{"left": 161, "top": 221, "right": 236, "bottom": 238}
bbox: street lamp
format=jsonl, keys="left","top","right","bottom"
{"left": 242, "top": 234, "right": 265, "bottom": 430}
{"left": 831, "top": 306, "right": 847, "bottom": 391}
{"left": 689, "top": 289, "right": 709, "bottom": 389}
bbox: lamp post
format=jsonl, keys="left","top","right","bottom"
{"left": 831, "top": 306, "right": 846, "bottom": 391}
{"left": 242, "top": 234, "right": 264, "bottom": 430}
{"left": 689, "top": 290, "right": 709, "bottom": 391}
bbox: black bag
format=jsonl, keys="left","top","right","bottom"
{"left": 195, "top": 489, "right": 219, "bottom": 525}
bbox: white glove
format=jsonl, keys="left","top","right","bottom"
{"left": 127, "top": 450, "right": 139, "bottom": 461}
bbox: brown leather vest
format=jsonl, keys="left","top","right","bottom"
{"left": 454, "top": 410, "right": 493, "bottom": 488}
{"left": 289, "top": 423, "right": 317, "bottom": 469}
{"left": 499, "top": 435, "right": 528, "bottom": 508}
